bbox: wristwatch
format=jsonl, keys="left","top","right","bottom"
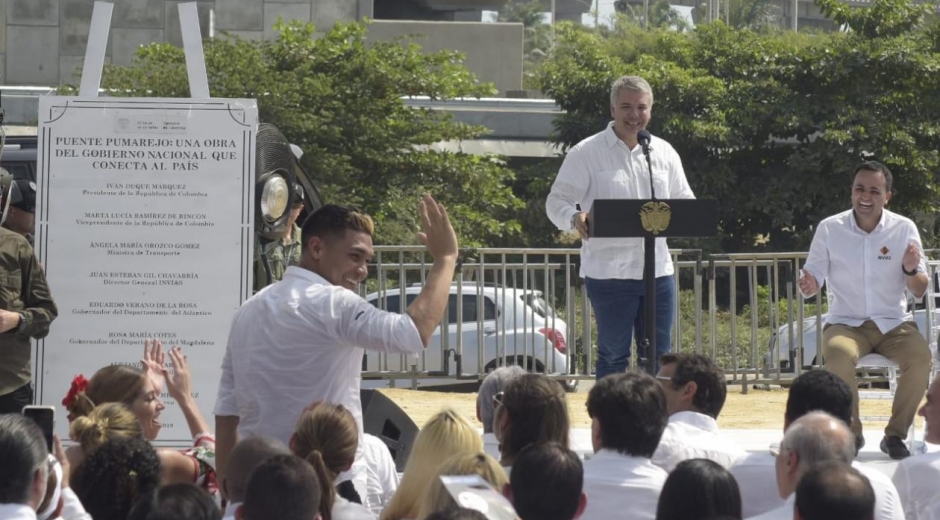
{"left": 571, "top": 212, "right": 580, "bottom": 230}
{"left": 15, "top": 312, "right": 26, "bottom": 333}
{"left": 902, "top": 265, "right": 918, "bottom": 276}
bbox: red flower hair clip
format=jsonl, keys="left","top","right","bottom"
{"left": 62, "top": 374, "right": 89, "bottom": 408}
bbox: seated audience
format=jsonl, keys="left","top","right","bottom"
{"left": 0, "top": 414, "right": 49, "bottom": 518}
{"left": 581, "top": 372, "right": 668, "bottom": 520}
{"left": 64, "top": 340, "right": 216, "bottom": 495}
{"left": 127, "top": 483, "right": 221, "bottom": 520}
{"left": 794, "top": 462, "right": 874, "bottom": 520}
{"left": 71, "top": 436, "right": 162, "bottom": 520}
{"left": 749, "top": 411, "right": 855, "bottom": 520}
{"left": 476, "top": 366, "right": 526, "bottom": 458}
{"left": 417, "top": 452, "right": 508, "bottom": 520}
{"left": 381, "top": 409, "right": 482, "bottom": 520}
{"left": 220, "top": 436, "right": 290, "bottom": 520}
{"left": 493, "top": 374, "right": 570, "bottom": 468}
{"left": 291, "top": 402, "right": 376, "bottom": 519}
{"left": 730, "top": 370, "right": 902, "bottom": 520}
{"left": 362, "top": 433, "right": 400, "bottom": 517}
{"left": 236, "top": 454, "right": 322, "bottom": 520}
{"left": 506, "top": 442, "right": 585, "bottom": 520}
{"left": 655, "top": 459, "right": 741, "bottom": 520}
{"left": 653, "top": 354, "right": 744, "bottom": 472}
{"left": 893, "top": 372, "right": 940, "bottom": 520}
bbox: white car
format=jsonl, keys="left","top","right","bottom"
{"left": 361, "top": 284, "right": 574, "bottom": 390}
{"left": 765, "top": 309, "right": 940, "bottom": 370}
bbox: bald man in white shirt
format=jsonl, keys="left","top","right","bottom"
{"left": 799, "top": 161, "right": 932, "bottom": 460}
{"left": 545, "top": 75, "right": 695, "bottom": 378}
{"left": 214, "top": 194, "right": 457, "bottom": 508}
{"left": 893, "top": 373, "right": 940, "bottom": 520}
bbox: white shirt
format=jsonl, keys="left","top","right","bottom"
{"left": 333, "top": 496, "right": 377, "bottom": 520}
{"left": 580, "top": 449, "right": 666, "bottom": 520}
{"left": 482, "top": 432, "right": 500, "bottom": 459}
{"left": 746, "top": 494, "right": 796, "bottom": 520}
{"left": 362, "top": 433, "right": 399, "bottom": 516}
{"left": 0, "top": 504, "right": 36, "bottom": 520}
{"left": 892, "top": 450, "right": 940, "bottom": 520}
{"left": 803, "top": 209, "right": 928, "bottom": 333}
{"left": 214, "top": 267, "right": 424, "bottom": 509}
{"left": 731, "top": 451, "right": 903, "bottom": 520}
{"left": 545, "top": 122, "right": 695, "bottom": 280}
{"left": 56, "top": 488, "right": 92, "bottom": 520}
{"left": 651, "top": 411, "right": 745, "bottom": 473}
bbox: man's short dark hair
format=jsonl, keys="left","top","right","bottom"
{"left": 72, "top": 436, "right": 162, "bottom": 520}
{"left": 225, "top": 436, "right": 290, "bottom": 503}
{"left": 127, "top": 484, "right": 221, "bottom": 520}
{"left": 300, "top": 205, "right": 374, "bottom": 250}
{"left": 785, "top": 370, "right": 853, "bottom": 427}
{"left": 656, "top": 459, "right": 742, "bottom": 520}
{"left": 586, "top": 372, "right": 667, "bottom": 457}
{"left": 510, "top": 442, "right": 583, "bottom": 520}
{"left": 659, "top": 353, "right": 727, "bottom": 418}
{"left": 241, "top": 455, "right": 321, "bottom": 520}
{"left": 0, "top": 414, "right": 48, "bottom": 505}
{"left": 795, "top": 462, "right": 874, "bottom": 520}
{"left": 854, "top": 161, "right": 893, "bottom": 192}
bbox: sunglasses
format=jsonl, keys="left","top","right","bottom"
{"left": 492, "top": 391, "right": 505, "bottom": 409}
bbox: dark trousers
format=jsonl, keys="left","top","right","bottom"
{"left": 0, "top": 383, "right": 33, "bottom": 414}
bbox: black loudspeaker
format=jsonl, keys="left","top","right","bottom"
{"left": 360, "top": 389, "right": 420, "bottom": 472}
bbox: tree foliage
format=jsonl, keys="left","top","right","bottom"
{"left": 91, "top": 20, "right": 524, "bottom": 247}
{"left": 536, "top": 2, "right": 940, "bottom": 252}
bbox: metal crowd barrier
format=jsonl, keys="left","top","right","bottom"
{"left": 358, "top": 246, "right": 940, "bottom": 391}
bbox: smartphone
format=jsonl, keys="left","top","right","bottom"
{"left": 440, "top": 475, "right": 517, "bottom": 520}
{"left": 22, "top": 405, "right": 55, "bottom": 452}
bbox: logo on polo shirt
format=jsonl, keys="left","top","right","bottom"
{"left": 879, "top": 246, "right": 891, "bottom": 260}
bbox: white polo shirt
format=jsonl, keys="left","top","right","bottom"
{"left": 892, "top": 450, "right": 940, "bottom": 520}
{"left": 803, "top": 209, "right": 928, "bottom": 333}
{"left": 651, "top": 411, "right": 745, "bottom": 473}
{"left": 545, "top": 122, "right": 695, "bottom": 280}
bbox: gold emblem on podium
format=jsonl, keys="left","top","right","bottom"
{"left": 639, "top": 201, "right": 672, "bottom": 235}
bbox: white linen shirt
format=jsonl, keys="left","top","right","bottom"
{"left": 892, "top": 450, "right": 940, "bottom": 520}
{"left": 651, "top": 411, "right": 745, "bottom": 473}
{"left": 731, "top": 451, "right": 903, "bottom": 520}
{"left": 803, "top": 209, "right": 928, "bottom": 334}
{"left": 214, "top": 266, "right": 424, "bottom": 443}
{"left": 545, "top": 122, "right": 695, "bottom": 280}
{"left": 580, "top": 449, "right": 666, "bottom": 520}
{"left": 746, "top": 494, "right": 796, "bottom": 520}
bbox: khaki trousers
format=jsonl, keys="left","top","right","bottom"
{"left": 823, "top": 320, "right": 931, "bottom": 439}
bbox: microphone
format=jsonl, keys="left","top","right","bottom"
{"left": 637, "top": 129, "right": 655, "bottom": 199}
{"left": 637, "top": 129, "right": 652, "bottom": 154}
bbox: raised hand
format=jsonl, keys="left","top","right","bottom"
{"left": 162, "top": 346, "right": 193, "bottom": 403}
{"left": 903, "top": 242, "right": 921, "bottom": 273}
{"left": 798, "top": 268, "right": 819, "bottom": 296}
{"left": 416, "top": 193, "right": 457, "bottom": 262}
{"left": 141, "top": 338, "right": 166, "bottom": 394}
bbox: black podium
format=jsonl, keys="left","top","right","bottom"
{"left": 588, "top": 198, "right": 718, "bottom": 372}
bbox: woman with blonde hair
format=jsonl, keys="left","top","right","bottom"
{"left": 381, "top": 409, "right": 484, "bottom": 520}
{"left": 63, "top": 340, "right": 217, "bottom": 497}
{"left": 69, "top": 402, "right": 143, "bottom": 453}
{"left": 291, "top": 402, "right": 376, "bottom": 520}
{"left": 416, "top": 452, "right": 508, "bottom": 520}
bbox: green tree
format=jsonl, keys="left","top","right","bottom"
{"left": 91, "top": 20, "right": 523, "bottom": 247}
{"left": 536, "top": 9, "right": 940, "bottom": 253}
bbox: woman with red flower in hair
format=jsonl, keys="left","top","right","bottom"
{"left": 62, "top": 339, "right": 217, "bottom": 500}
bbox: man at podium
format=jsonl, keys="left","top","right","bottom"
{"left": 545, "top": 75, "right": 695, "bottom": 379}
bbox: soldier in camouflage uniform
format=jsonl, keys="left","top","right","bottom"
{"left": 253, "top": 183, "right": 305, "bottom": 292}
{"left": 0, "top": 173, "right": 57, "bottom": 413}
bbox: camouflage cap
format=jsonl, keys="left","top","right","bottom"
{"left": 0, "top": 170, "right": 37, "bottom": 213}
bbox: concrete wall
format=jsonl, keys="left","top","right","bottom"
{"left": 367, "top": 20, "right": 523, "bottom": 95}
{"left": 0, "top": 0, "right": 371, "bottom": 86}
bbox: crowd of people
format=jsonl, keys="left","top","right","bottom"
{"left": 4, "top": 349, "right": 940, "bottom": 520}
